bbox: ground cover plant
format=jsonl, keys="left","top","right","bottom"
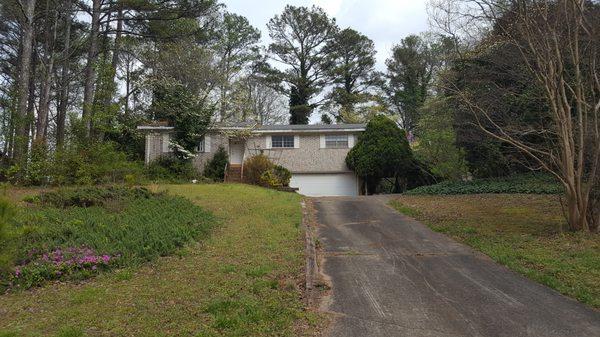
{"left": 0, "top": 184, "right": 319, "bottom": 336}
{"left": 0, "top": 186, "right": 213, "bottom": 291}
{"left": 390, "top": 194, "right": 600, "bottom": 309}
{"left": 406, "top": 173, "right": 561, "bottom": 195}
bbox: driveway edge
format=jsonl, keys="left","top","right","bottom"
{"left": 301, "top": 199, "right": 318, "bottom": 307}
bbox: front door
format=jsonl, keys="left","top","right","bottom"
{"left": 229, "top": 140, "right": 245, "bottom": 165}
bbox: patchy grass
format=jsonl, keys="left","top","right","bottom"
{"left": 0, "top": 184, "right": 319, "bottom": 336}
{"left": 390, "top": 194, "right": 600, "bottom": 309}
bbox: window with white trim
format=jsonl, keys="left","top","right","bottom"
{"left": 196, "top": 136, "right": 205, "bottom": 153}
{"left": 325, "top": 135, "right": 349, "bottom": 148}
{"left": 271, "top": 135, "right": 295, "bottom": 148}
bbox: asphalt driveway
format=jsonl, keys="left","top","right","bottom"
{"left": 314, "top": 196, "right": 600, "bottom": 337}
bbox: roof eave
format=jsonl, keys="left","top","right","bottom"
{"left": 137, "top": 125, "right": 366, "bottom": 133}
{"left": 253, "top": 128, "right": 365, "bottom": 133}
{"left": 137, "top": 126, "right": 175, "bottom": 131}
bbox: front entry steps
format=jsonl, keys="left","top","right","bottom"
{"left": 225, "top": 164, "right": 242, "bottom": 183}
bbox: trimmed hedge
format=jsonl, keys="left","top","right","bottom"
{"left": 405, "top": 173, "right": 562, "bottom": 195}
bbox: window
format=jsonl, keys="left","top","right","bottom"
{"left": 196, "top": 136, "right": 205, "bottom": 153}
{"left": 272, "top": 135, "right": 295, "bottom": 148}
{"left": 325, "top": 135, "right": 348, "bottom": 148}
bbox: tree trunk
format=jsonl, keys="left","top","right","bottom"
{"left": 105, "top": 7, "right": 123, "bottom": 117}
{"left": 56, "top": 0, "right": 72, "bottom": 150}
{"left": 110, "top": 8, "right": 123, "bottom": 74}
{"left": 13, "top": 0, "right": 36, "bottom": 164}
{"left": 25, "top": 51, "right": 37, "bottom": 144}
{"left": 124, "top": 61, "right": 130, "bottom": 116}
{"left": 82, "top": 0, "right": 101, "bottom": 138}
{"left": 94, "top": 9, "right": 113, "bottom": 141}
{"left": 35, "top": 0, "right": 59, "bottom": 145}
{"left": 564, "top": 186, "right": 588, "bottom": 232}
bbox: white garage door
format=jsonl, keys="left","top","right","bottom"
{"left": 290, "top": 173, "right": 359, "bottom": 197}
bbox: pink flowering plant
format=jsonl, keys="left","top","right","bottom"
{"left": 9, "top": 246, "right": 119, "bottom": 289}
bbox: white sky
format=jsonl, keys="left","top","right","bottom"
{"left": 222, "top": 0, "right": 430, "bottom": 70}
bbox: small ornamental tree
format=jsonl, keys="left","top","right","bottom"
{"left": 152, "top": 83, "right": 213, "bottom": 159}
{"left": 346, "top": 115, "right": 414, "bottom": 194}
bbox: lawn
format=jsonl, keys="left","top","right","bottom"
{"left": 0, "top": 184, "right": 318, "bottom": 336}
{"left": 390, "top": 194, "right": 600, "bottom": 309}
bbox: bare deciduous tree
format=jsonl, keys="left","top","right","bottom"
{"left": 430, "top": 0, "right": 599, "bottom": 232}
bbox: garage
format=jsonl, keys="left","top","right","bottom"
{"left": 290, "top": 173, "right": 359, "bottom": 197}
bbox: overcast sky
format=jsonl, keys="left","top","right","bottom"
{"left": 222, "top": 0, "right": 430, "bottom": 71}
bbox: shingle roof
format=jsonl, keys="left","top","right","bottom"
{"left": 138, "top": 122, "right": 366, "bottom": 132}
{"left": 255, "top": 123, "right": 366, "bottom": 131}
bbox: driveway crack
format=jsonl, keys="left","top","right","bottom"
{"left": 323, "top": 309, "right": 467, "bottom": 336}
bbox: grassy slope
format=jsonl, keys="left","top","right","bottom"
{"left": 13, "top": 191, "right": 214, "bottom": 271}
{"left": 390, "top": 194, "right": 600, "bottom": 309}
{"left": 0, "top": 184, "right": 317, "bottom": 337}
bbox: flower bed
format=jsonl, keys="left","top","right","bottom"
{"left": 10, "top": 247, "right": 118, "bottom": 289}
{"left": 1, "top": 186, "right": 214, "bottom": 291}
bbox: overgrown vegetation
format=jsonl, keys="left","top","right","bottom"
{"left": 406, "top": 173, "right": 562, "bottom": 195}
{"left": 0, "top": 186, "right": 213, "bottom": 291}
{"left": 2, "top": 141, "right": 143, "bottom": 186}
{"left": 414, "top": 96, "right": 467, "bottom": 180}
{"left": 144, "top": 155, "right": 198, "bottom": 182}
{"left": 390, "top": 195, "right": 600, "bottom": 308}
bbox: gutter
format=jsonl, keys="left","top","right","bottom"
{"left": 137, "top": 126, "right": 366, "bottom": 133}
{"left": 137, "top": 126, "right": 174, "bottom": 131}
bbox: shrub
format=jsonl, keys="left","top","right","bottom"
{"left": 145, "top": 155, "right": 197, "bottom": 182}
{"left": 259, "top": 166, "right": 291, "bottom": 188}
{"left": 405, "top": 173, "right": 562, "bottom": 195}
{"left": 272, "top": 165, "right": 291, "bottom": 186}
{"left": 52, "top": 142, "right": 143, "bottom": 186}
{"left": 243, "top": 154, "right": 274, "bottom": 185}
{"left": 204, "top": 146, "right": 229, "bottom": 181}
{"left": 260, "top": 170, "right": 280, "bottom": 187}
{"left": 346, "top": 115, "right": 416, "bottom": 194}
